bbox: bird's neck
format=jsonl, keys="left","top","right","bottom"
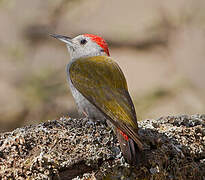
{"left": 69, "top": 50, "right": 108, "bottom": 62}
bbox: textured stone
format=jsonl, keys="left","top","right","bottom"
{"left": 0, "top": 115, "right": 204, "bottom": 179}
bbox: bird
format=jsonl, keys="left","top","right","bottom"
{"left": 50, "top": 33, "right": 143, "bottom": 165}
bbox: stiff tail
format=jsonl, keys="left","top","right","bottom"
{"left": 116, "top": 129, "right": 141, "bottom": 165}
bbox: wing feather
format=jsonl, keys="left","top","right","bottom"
{"left": 69, "top": 56, "right": 143, "bottom": 149}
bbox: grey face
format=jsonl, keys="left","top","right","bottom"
{"left": 50, "top": 34, "right": 106, "bottom": 60}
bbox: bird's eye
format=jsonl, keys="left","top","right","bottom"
{"left": 80, "top": 39, "right": 87, "bottom": 45}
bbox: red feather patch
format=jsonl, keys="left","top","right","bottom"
{"left": 118, "top": 129, "right": 129, "bottom": 141}
{"left": 84, "top": 34, "right": 110, "bottom": 56}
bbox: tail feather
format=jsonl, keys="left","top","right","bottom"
{"left": 116, "top": 129, "right": 141, "bottom": 165}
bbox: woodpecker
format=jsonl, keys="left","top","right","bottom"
{"left": 51, "top": 33, "right": 143, "bottom": 165}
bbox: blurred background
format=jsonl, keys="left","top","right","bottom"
{"left": 0, "top": 0, "right": 205, "bottom": 132}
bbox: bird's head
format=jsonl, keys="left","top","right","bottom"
{"left": 51, "top": 33, "right": 110, "bottom": 59}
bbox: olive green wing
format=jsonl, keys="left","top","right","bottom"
{"left": 69, "top": 56, "right": 143, "bottom": 149}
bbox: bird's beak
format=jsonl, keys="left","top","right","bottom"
{"left": 50, "top": 34, "right": 73, "bottom": 46}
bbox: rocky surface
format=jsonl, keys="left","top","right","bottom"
{"left": 0, "top": 114, "right": 205, "bottom": 179}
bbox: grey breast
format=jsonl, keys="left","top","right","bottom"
{"left": 66, "top": 62, "right": 106, "bottom": 122}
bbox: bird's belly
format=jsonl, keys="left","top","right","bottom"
{"left": 68, "top": 77, "right": 106, "bottom": 122}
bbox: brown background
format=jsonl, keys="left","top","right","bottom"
{"left": 0, "top": 0, "right": 205, "bottom": 132}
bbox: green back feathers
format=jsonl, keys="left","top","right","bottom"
{"left": 69, "top": 56, "right": 138, "bottom": 129}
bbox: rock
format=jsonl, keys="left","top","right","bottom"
{"left": 0, "top": 115, "right": 204, "bottom": 179}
